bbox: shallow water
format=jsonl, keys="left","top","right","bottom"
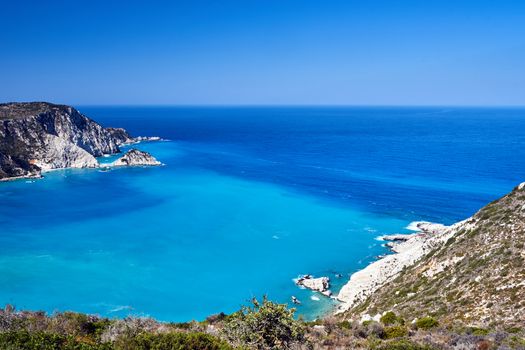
{"left": 1, "top": 107, "right": 524, "bottom": 321}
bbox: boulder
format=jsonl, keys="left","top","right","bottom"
{"left": 112, "top": 149, "right": 161, "bottom": 167}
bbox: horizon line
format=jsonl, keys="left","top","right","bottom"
{"left": 3, "top": 101, "right": 525, "bottom": 109}
{"left": 71, "top": 103, "right": 525, "bottom": 109}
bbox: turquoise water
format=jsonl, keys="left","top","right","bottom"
{"left": 1, "top": 107, "right": 525, "bottom": 321}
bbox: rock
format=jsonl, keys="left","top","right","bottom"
{"left": 107, "top": 128, "right": 162, "bottom": 145}
{"left": 135, "top": 136, "right": 161, "bottom": 142}
{"left": 321, "top": 290, "right": 333, "bottom": 297}
{"left": 360, "top": 313, "right": 381, "bottom": 323}
{"left": 380, "top": 233, "right": 419, "bottom": 242}
{"left": 0, "top": 102, "right": 134, "bottom": 179}
{"left": 112, "top": 149, "right": 161, "bottom": 167}
{"left": 0, "top": 151, "right": 40, "bottom": 180}
{"left": 296, "top": 275, "right": 331, "bottom": 295}
{"left": 407, "top": 221, "right": 447, "bottom": 234}
{"left": 31, "top": 134, "right": 99, "bottom": 171}
{"left": 106, "top": 127, "right": 134, "bottom": 145}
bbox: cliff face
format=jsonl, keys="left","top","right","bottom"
{"left": 0, "top": 102, "right": 129, "bottom": 179}
{"left": 106, "top": 127, "right": 134, "bottom": 145}
{"left": 343, "top": 183, "right": 525, "bottom": 328}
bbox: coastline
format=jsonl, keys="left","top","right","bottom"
{"left": 0, "top": 139, "right": 164, "bottom": 183}
{"left": 334, "top": 220, "right": 471, "bottom": 315}
{"left": 0, "top": 173, "right": 42, "bottom": 182}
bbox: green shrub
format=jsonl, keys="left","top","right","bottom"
{"left": 222, "top": 296, "right": 305, "bottom": 349}
{"left": 47, "top": 312, "right": 112, "bottom": 340}
{"left": 170, "top": 322, "right": 192, "bottom": 330}
{"left": 468, "top": 327, "right": 489, "bottom": 336}
{"left": 0, "top": 331, "right": 111, "bottom": 350}
{"left": 414, "top": 317, "right": 439, "bottom": 330}
{"left": 370, "top": 339, "right": 436, "bottom": 350}
{"left": 506, "top": 326, "right": 521, "bottom": 334}
{"left": 338, "top": 320, "right": 352, "bottom": 329}
{"left": 126, "top": 332, "right": 232, "bottom": 350}
{"left": 380, "top": 312, "right": 404, "bottom": 326}
{"left": 507, "top": 335, "right": 525, "bottom": 348}
{"left": 384, "top": 326, "right": 408, "bottom": 339}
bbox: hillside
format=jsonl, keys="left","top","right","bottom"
{"left": 342, "top": 182, "right": 525, "bottom": 328}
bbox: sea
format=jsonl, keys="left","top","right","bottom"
{"left": 1, "top": 106, "right": 524, "bottom": 321}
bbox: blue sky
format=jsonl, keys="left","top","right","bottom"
{"left": 1, "top": 0, "right": 524, "bottom": 105}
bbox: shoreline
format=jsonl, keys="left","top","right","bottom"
{"left": 0, "top": 138, "right": 164, "bottom": 183}
{"left": 334, "top": 220, "right": 469, "bottom": 315}
{"left": 0, "top": 173, "right": 42, "bottom": 182}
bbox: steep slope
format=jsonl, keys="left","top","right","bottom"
{"left": 0, "top": 102, "right": 129, "bottom": 179}
{"left": 341, "top": 183, "right": 525, "bottom": 328}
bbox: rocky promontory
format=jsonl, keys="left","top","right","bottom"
{"left": 0, "top": 102, "right": 161, "bottom": 180}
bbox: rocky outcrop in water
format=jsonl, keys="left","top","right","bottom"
{"left": 296, "top": 275, "right": 332, "bottom": 296}
{"left": 112, "top": 149, "right": 161, "bottom": 167}
{"left": 0, "top": 102, "right": 158, "bottom": 180}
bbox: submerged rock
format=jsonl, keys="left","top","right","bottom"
{"left": 112, "top": 149, "right": 161, "bottom": 167}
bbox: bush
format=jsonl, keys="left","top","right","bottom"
{"left": 506, "top": 326, "right": 521, "bottom": 334}
{"left": 206, "top": 312, "right": 228, "bottom": 324}
{"left": 101, "top": 317, "right": 161, "bottom": 343}
{"left": 222, "top": 296, "right": 305, "bottom": 349}
{"left": 0, "top": 330, "right": 111, "bottom": 350}
{"left": 124, "top": 332, "right": 232, "bottom": 350}
{"left": 414, "top": 317, "right": 439, "bottom": 330}
{"left": 369, "top": 322, "right": 387, "bottom": 339}
{"left": 467, "top": 327, "right": 489, "bottom": 336}
{"left": 380, "top": 312, "right": 404, "bottom": 326}
{"left": 384, "top": 326, "right": 408, "bottom": 339}
{"left": 338, "top": 320, "right": 352, "bottom": 329}
{"left": 54, "top": 312, "right": 111, "bottom": 339}
{"left": 352, "top": 321, "right": 387, "bottom": 339}
{"left": 370, "top": 339, "right": 436, "bottom": 350}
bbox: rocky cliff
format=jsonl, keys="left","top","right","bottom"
{"left": 0, "top": 102, "right": 134, "bottom": 180}
{"left": 340, "top": 182, "right": 525, "bottom": 328}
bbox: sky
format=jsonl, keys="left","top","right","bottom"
{"left": 1, "top": 0, "right": 524, "bottom": 106}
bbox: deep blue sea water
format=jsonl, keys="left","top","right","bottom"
{"left": 1, "top": 107, "right": 525, "bottom": 321}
